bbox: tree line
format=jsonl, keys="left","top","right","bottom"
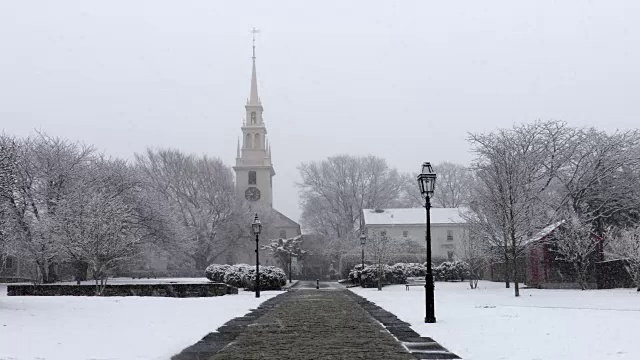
{"left": 466, "top": 120, "right": 640, "bottom": 294}
{"left": 0, "top": 133, "right": 274, "bottom": 284}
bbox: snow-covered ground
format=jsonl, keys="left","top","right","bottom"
{"left": 351, "top": 281, "right": 640, "bottom": 360}
{"left": 0, "top": 281, "right": 282, "bottom": 360}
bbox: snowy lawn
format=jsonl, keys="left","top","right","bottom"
{"left": 351, "top": 281, "right": 640, "bottom": 360}
{"left": 0, "top": 282, "right": 282, "bottom": 360}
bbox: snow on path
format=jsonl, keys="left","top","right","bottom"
{"left": 0, "top": 284, "right": 282, "bottom": 360}
{"left": 351, "top": 281, "right": 640, "bottom": 360}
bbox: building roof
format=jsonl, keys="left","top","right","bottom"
{"left": 523, "top": 220, "right": 565, "bottom": 246}
{"left": 363, "top": 208, "right": 467, "bottom": 226}
{"left": 273, "top": 210, "right": 301, "bottom": 232}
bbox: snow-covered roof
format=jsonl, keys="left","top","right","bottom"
{"left": 523, "top": 220, "right": 565, "bottom": 246}
{"left": 363, "top": 208, "right": 467, "bottom": 226}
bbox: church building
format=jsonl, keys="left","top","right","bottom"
{"left": 232, "top": 33, "right": 301, "bottom": 242}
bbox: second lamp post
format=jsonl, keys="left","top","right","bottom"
{"left": 360, "top": 230, "right": 366, "bottom": 270}
{"left": 251, "top": 213, "right": 262, "bottom": 298}
{"left": 417, "top": 162, "right": 437, "bottom": 323}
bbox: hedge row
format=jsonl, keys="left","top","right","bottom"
{"left": 205, "top": 264, "right": 286, "bottom": 291}
{"left": 348, "top": 261, "right": 471, "bottom": 287}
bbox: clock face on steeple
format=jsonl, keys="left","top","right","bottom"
{"left": 245, "top": 187, "right": 261, "bottom": 201}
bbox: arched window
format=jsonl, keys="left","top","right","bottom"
{"left": 251, "top": 112, "right": 257, "bottom": 124}
{"left": 280, "top": 230, "right": 287, "bottom": 239}
{"left": 248, "top": 171, "right": 256, "bottom": 185}
{"left": 254, "top": 133, "right": 261, "bottom": 148}
{"left": 245, "top": 133, "right": 252, "bottom": 148}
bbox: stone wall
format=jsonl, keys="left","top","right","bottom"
{"left": 8, "top": 283, "right": 238, "bottom": 297}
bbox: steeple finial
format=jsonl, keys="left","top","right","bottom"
{"left": 249, "top": 28, "right": 261, "bottom": 106}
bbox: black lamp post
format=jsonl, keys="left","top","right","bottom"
{"left": 360, "top": 231, "right": 366, "bottom": 270}
{"left": 417, "top": 162, "right": 437, "bottom": 323}
{"left": 251, "top": 213, "right": 262, "bottom": 298}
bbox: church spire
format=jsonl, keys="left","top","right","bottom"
{"left": 248, "top": 27, "right": 261, "bottom": 106}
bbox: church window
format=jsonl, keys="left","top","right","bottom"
{"left": 251, "top": 112, "right": 257, "bottom": 124}
{"left": 246, "top": 133, "right": 252, "bottom": 148}
{"left": 249, "top": 171, "right": 256, "bottom": 185}
{"left": 280, "top": 230, "right": 287, "bottom": 239}
{"left": 254, "top": 133, "right": 261, "bottom": 148}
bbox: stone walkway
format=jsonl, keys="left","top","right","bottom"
{"left": 173, "top": 282, "right": 459, "bottom": 360}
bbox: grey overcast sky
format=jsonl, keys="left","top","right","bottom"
{"left": 1, "top": 1, "right": 639, "bottom": 222}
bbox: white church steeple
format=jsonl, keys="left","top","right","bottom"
{"left": 233, "top": 28, "right": 275, "bottom": 208}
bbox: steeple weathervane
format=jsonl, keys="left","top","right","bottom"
{"left": 249, "top": 27, "right": 261, "bottom": 106}
{"left": 252, "top": 27, "right": 260, "bottom": 60}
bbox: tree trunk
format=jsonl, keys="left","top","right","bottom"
{"left": 47, "top": 262, "right": 58, "bottom": 283}
{"left": 575, "top": 261, "right": 587, "bottom": 290}
{"left": 377, "top": 263, "right": 382, "bottom": 291}
{"left": 194, "top": 253, "right": 208, "bottom": 271}
{"left": 504, "top": 250, "right": 510, "bottom": 288}
{"left": 73, "top": 260, "right": 88, "bottom": 284}
{"left": 511, "top": 236, "right": 519, "bottom": 297}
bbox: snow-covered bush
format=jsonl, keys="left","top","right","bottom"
{"left": 221, "top": 264, "right": 252, "bottom": 288}
{"left": 204, "top": 264, "right": 232, "bottom": 283}
{"left": 357, "top": 264, "right": 407, "bottom": 287}
{"left": 206, "top": 263, "right": 286, "bottom": 290}
{"left": 428, "top": 261, "right": 470, "bottom": 282}
{"left": 388, "top": 264, "right": 408, "bottom": 284}
{"left": 245, "top": 266, "right": 287, "bottom": 291}
{"left": 350, "top": 261, "right": 474, "bottom": 287}
{"left": 393, "top": 262, "right": 426, "bottom": 278}
{"left": 360, "top": 265, "right": 388, "bottom": 288}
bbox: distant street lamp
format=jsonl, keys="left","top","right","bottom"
{"left": 360, "top": 230, "right": 367, "bottom": 271}
{"left": 417, "top": 162, "right": 437, "bottom": 323}
{"left": 251, "top": 213, "right": 262, "bottom": 298}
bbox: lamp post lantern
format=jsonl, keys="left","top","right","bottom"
{"left": 251, "top": 213, "right": 262, "bottom": 298}
{"left": 417, "top": 162, "right": 437, "bottom": 323}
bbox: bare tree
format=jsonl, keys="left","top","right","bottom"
{"left": 431, "top": 162, "right": 473, "bottom": 208}
{"left": 0, "top": 134, "right": 94, "bottom": 283}
{"left": 548, "top": 126, "right": 640, "bottom": 249}
{"left": 0, "top": 136, "right": 19, "bottom": 270}
{"left": 607, "top": 225, "right": 640, "bottom": 291}
{"left": 553, "top": 212, "right": 598, "bottom": 290}
{"left": 459, "top": 228, "right": 486, "bottom": 289}
{"left": 468, "top": 122, "right": 551, "bottom": 296}
{"left": 366, "top": 230, "right": 394, "bottom": 290}
{"left": 393, "top": 172, "right": 423, "bottom": 208}
{"left": 136, "top": 148, "right": 260, "bottom": 270}
{"left": 298, "top": 155, "right": 403, "bottom": 258}
{"left": 53, "top": 156, "right": 143, "bottom": 290}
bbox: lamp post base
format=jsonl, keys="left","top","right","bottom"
{"left": 424, "top": 272, "right": 436, "bottom": 323}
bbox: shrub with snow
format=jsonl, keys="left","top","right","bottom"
{"left": 204, "top": 264, "right": 232, "bottom": 283}
{"left": 351, "top": 261, "right": 474, "bottom": 287}
{"left": 245, "top": 266, "right": 287, "bottom": 291}
{"left": 205, "top": 263, "right": 286, "bottom": 290}
{"left": 393, "top": 262, "right": 426, "bottom": 278}
{"left": 427, "top": 261, "right": 470, "bottom": 282}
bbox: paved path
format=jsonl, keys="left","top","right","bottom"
{"left": 210, "top": 288, "right": 413, "bottom": 360}
{"left": 174, "top": 282, "right": 459, "bottom": 360}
